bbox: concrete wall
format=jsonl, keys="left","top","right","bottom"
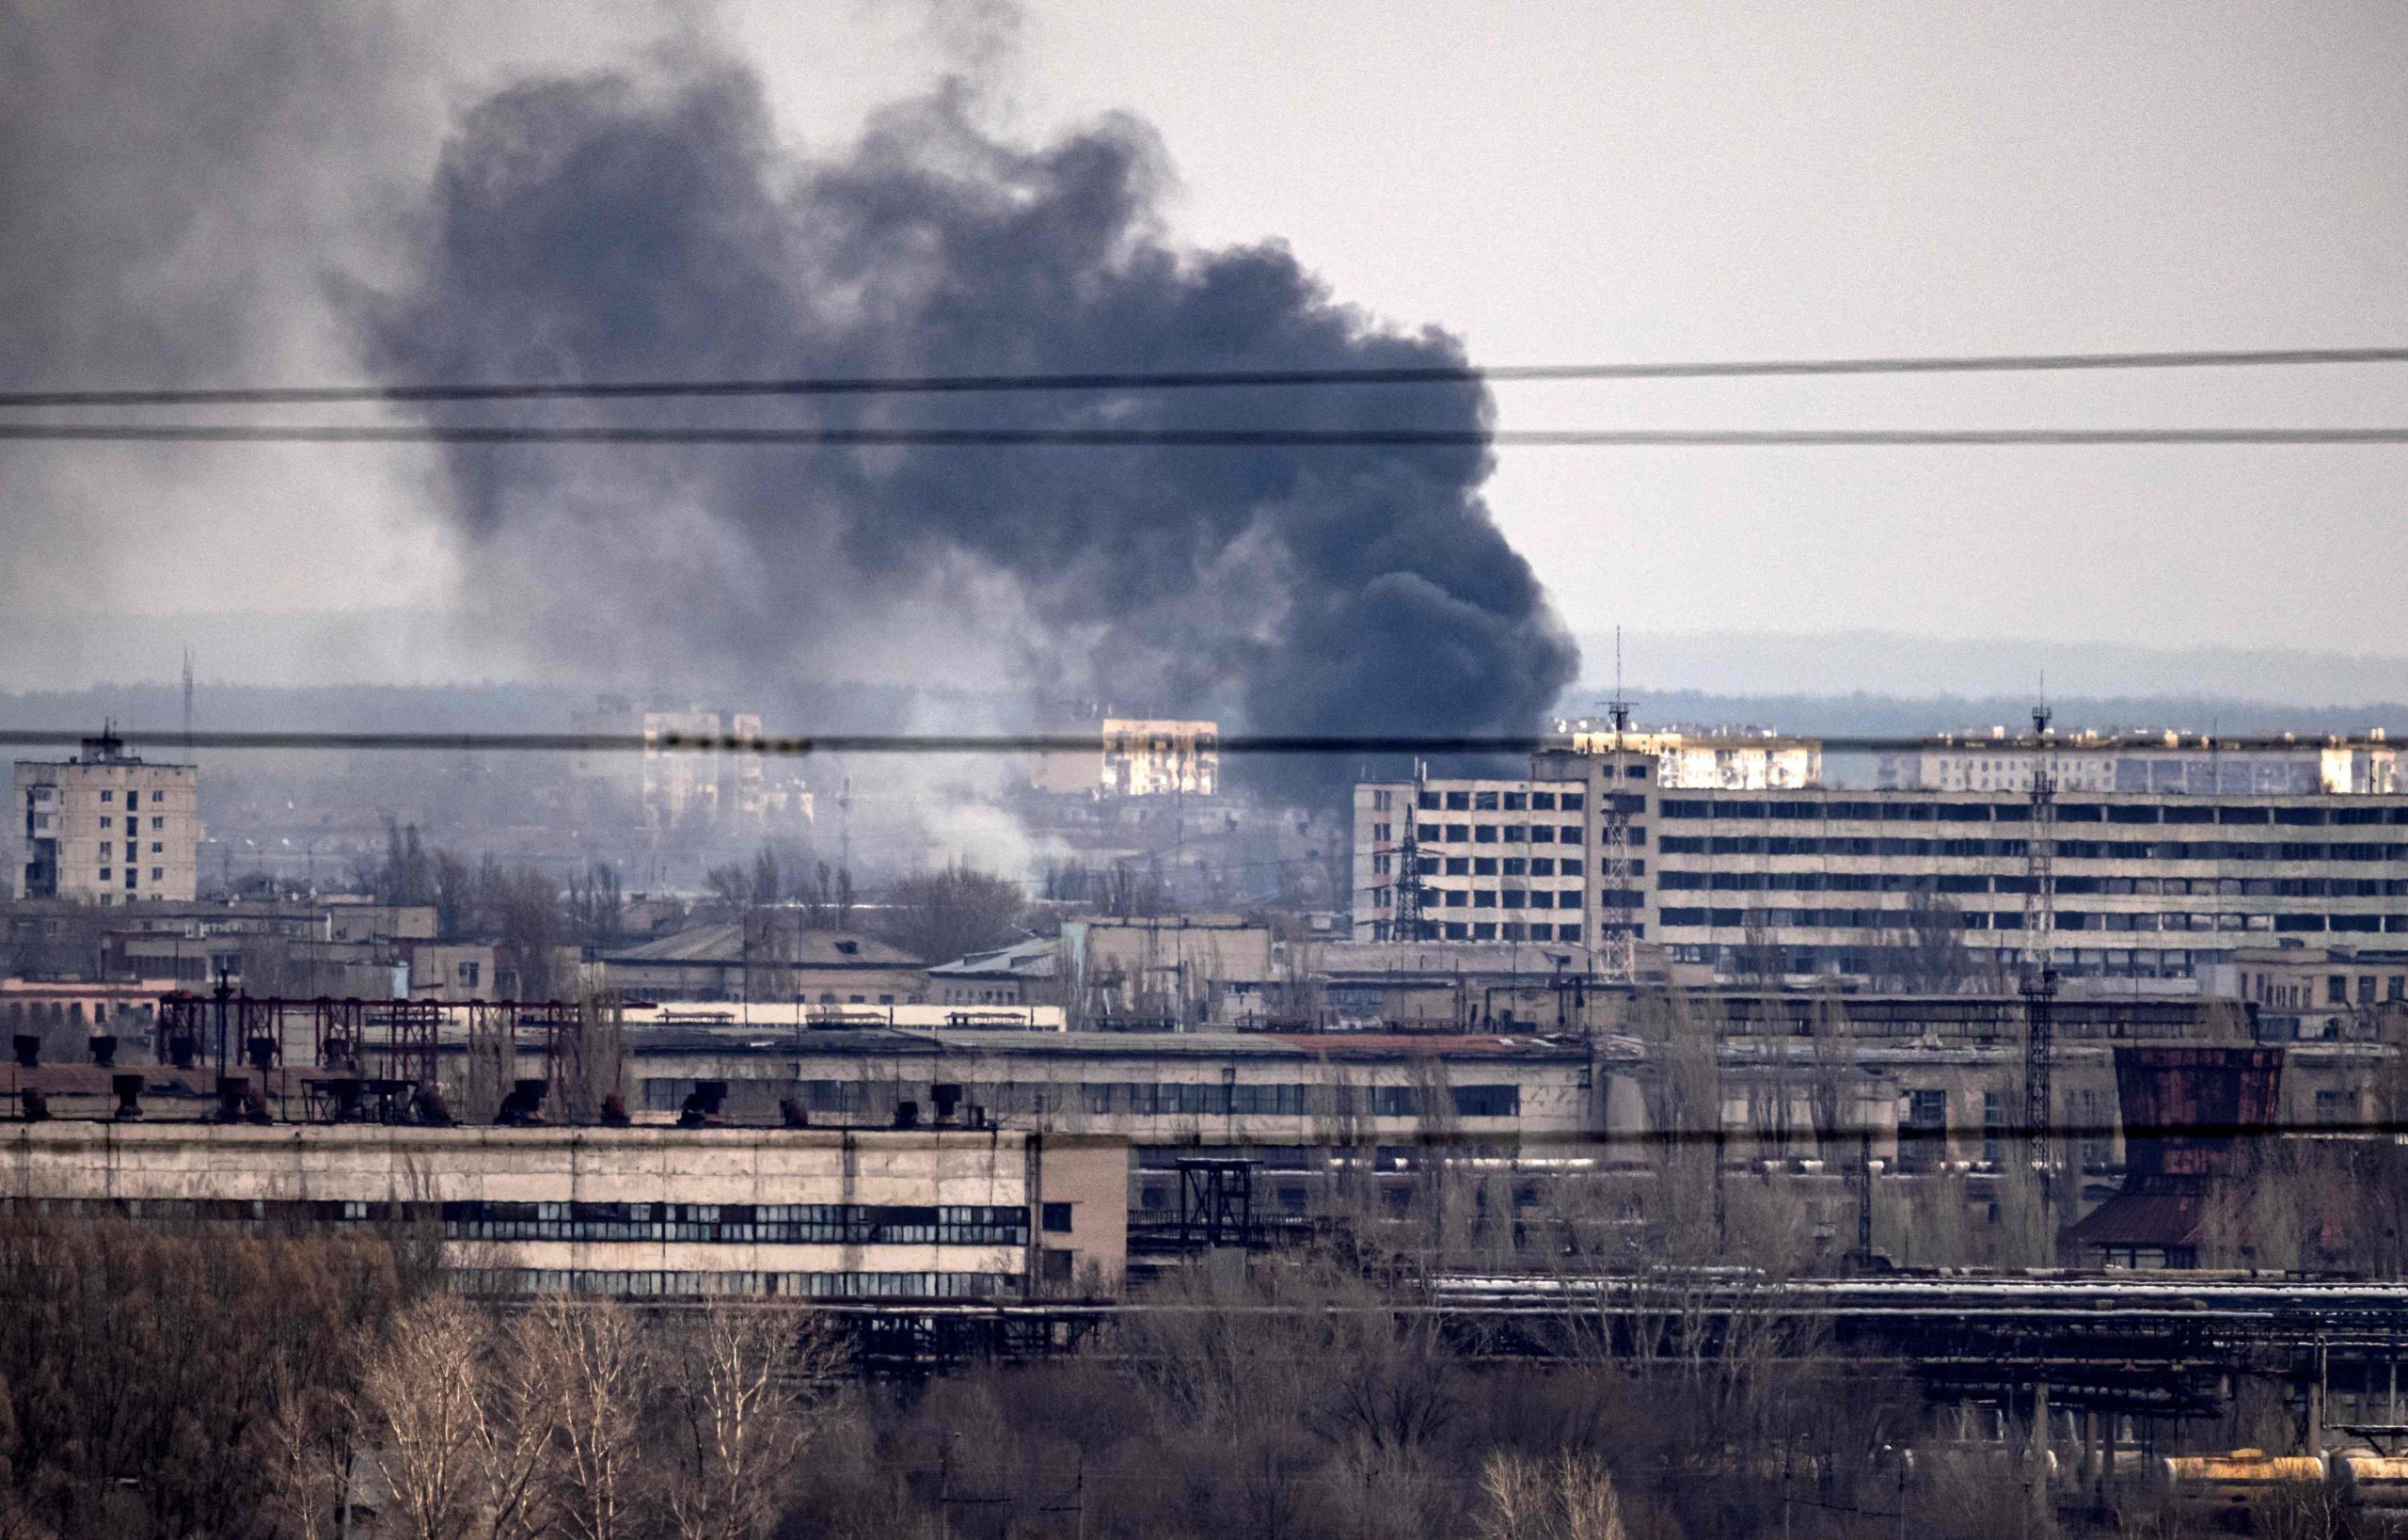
{"left": 0, "top": 1121, "right": 1127, "bottom": 1297}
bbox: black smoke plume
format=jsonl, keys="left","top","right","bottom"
{"left": 365, "top": 60, "right": 1577, "bottom": 800}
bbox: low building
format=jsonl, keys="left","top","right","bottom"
{"left": 0, "top": 1119, "right": 1124, "bottom": 1298}
{"left": 929, "top": 937, "right": 1058, "bottom": 1008}
{"left": 599, "top": 923, "right": 927, "bottom": 1005}
{"left": 1062, "top": 914, "right": 1276, "bottom": 1025}
{"left": 12, "top": 730, "right": 201, "bottom": 904}
{"left": 2199, "top": 944, "right": 2408, "bottom": 1041}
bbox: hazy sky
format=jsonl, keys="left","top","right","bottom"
{"left": 10, "top": 1, "right": 2408, "bottom": 690}
{"left": 921, "top": 1, "right": 2408, "bottom": 659}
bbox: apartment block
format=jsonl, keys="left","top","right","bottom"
{"left": 1354, "top": 753, "right": 2408, "bottom": 983}
{"left": 13, "top": 731, "right": 200, "bottom": 905}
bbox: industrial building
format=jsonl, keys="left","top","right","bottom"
{"left": 1354, "top": 748, "right": 2408, "bottom": 983}
{"left": 0, "top": 1119, "right": 1126, "bottom": 1298}
{"left": 11, "top": 730, "right": 201, "bottom": 904}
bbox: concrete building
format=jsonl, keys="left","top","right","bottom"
{"left": 1062, "top": 914, "right": 1276, "bottom": 1025}
{"left": 1354, "top": 751, "right": 2408, "bottom": 984}
{"left": 1102, "top": 718, "right": 1219, "bottom": 797}
{"left": 2199, "top": 945, "right": 2408, "bottom": 1041}
{"left": 12, "top": 731, "right": 200, "bottom": 904}
{"left": 928, "top": 937, "right": 1058, "bottom": 1008}
{"left": 1558, "top": 724, "right": 1822, "bottom": 789}
{"left": 1877, "top": 736, "right": 2402, "bottom": 796}
{"left": 1028, "top": 717, "right": 1222, "bottom": 798}
{"left": 570, "top": 699, "right": 811, "bottom": 835}
{"left": 599, "top": 922, "right": 927, "bottom": 1005}
{"left": 0, "top": 1120, "right": 1126, "bottom": 1297}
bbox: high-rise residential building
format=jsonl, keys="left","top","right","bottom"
{"left": 1555, "top": 722, "right": 1821, "bottom": 788}
{"left": 1354, "top": 750, "right": 2408, "bottom": 985}
{"left": 13, "top": 730, "right": 201, "bottom": 904}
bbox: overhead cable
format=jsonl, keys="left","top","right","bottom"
{"left": 2, "top": 422, "right": 2406, "bottom": 448}
{"left": 4, "top": 343, "right": 2407, "bottom": 407}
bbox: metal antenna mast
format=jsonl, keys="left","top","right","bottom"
{"left": 1392, "top": 759, "right": 1428, "bottom": 941}
{"left": 2020, "top": 702, "right": 2059, "bottom": 1184}
{"left": 1598, "top": 629, "right": 1639, "bottom": 984}
{"left": 181, "top": 647, "right": 195, "bottom": 759}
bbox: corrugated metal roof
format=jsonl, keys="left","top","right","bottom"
{"left": 604, "top": 924, "right": 921, "bottom": 968}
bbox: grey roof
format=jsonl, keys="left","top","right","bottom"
{"left": 603, "top": 924, "right": 922, "bottom": 969}
{"left": 1316, "top": 941, "right": 1592, "bottom": 979}
{"left": 927, "top": 937, "right": 1058, "bottom": 978}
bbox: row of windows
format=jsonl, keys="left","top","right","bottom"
{"left": 1656, "top": 907, "right": 2408, "bottom": 935}
{"left": 1656, "top": 834, "right": 2408, "bottom": 862}
{"left": 1067, "top": 1083, "right": 1521, "bottom": 1119}
{"left": 1404, "top": 921, "right": 1592, "bottom": 944}
{"left": 1659, "top": 871, "right": 2408, "bottom": 897}
{"left": 1416, "top": 789, "right": 1589, "bottom": 812}
{"left": 1418, "top": 854, "right": 1600, "bottom": 878}
{"left": 1661, "top": 799, "right": 2408, "bottom": 826}
{"left": 1659, "top": 836, "right": 2023, "bottom": 857}
{"left": 1413, "top": 823, "right": 1589, "bottom": 846}
{"left": 7, "top": 1196, "right": 1031, "bottom": 1247}
{"left": 453, "top": 1268, "right": 1017, "bottom": 1299}
{"left": 440, "top": 1200, "right": 1029, "bottom": 1246}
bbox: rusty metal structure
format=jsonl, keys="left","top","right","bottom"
{"left": 2066, "top": 1044, "right": 2288, "bottom": 1267}
{"left": 151, "top": 988, "right": 594, "bottom": 1123}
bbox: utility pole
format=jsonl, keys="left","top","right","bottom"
{"left": 2021, "top": 704, "right": 2059, "bottom": 1191}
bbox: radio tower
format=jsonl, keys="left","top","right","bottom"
{"left": 1391, "top": 760, "right": 1428, "bottom": 941}
{"left": 2020, "top": 702, "right": 2059, "bottom": 1185}
{"left": 1597, "top": 630, "right": 1639, "bottom": 984}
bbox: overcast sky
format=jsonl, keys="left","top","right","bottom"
{"left": 922, "top": 1, "right": 2408, "bottom": 661}
{"left": 10, "top": 1, "right": 2408, "bottom": 693}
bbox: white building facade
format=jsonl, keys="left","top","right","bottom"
{"left": 13, "top": 732, "right": 200, "bottom": 904}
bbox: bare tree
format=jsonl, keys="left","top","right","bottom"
{"left": 655, "top": 1305, "right": 847, "bottom": 1540}
{"left": 876, "top": 864, "right": 1025, "bottom": 966}
{"left": 1477, "top": 1450, "right": 1626, "bottom": 1540}
{"left": 356, "top": 1294, "right": 553, "bottom": 1540}
{"left": 519, "top": 1295, "right": 650, "bottom": 1540}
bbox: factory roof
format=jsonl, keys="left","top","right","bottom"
{"left": 602, "top": 924, "right": 922, "bottom": 969}
{"left": 927, "top": 936, "right": 1058, "bottom": 979}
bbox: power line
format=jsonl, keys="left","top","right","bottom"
{"left": 2, "top": 422, "right": 2407, "bottom": 448}
{"left": 0, "top": 727, "right": 2395, "bottom": 757}
{"left": 5, "top": 344, "right": 2407, "bottom": 407}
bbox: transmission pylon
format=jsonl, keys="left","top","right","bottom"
{"left": 2020, "top": 704, "right": 2058, "bottom": 1184}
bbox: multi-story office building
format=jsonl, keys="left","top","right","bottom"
{"left": 1354, "top": 752, "right": 2408, "bottom": 983}
{"left": 1877, "top": 738, "right": 2401, "bottom": 796}
{"left": 12, "top": 731, "right": 200, "bottom": 904}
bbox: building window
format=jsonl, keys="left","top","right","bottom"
{"left": 1041, "top": 1202, "right": 1073, "bottom": 1233}
{"left": 151, "top": 817, "right": 163, "bottom": 830}
{"left": 2330, "top": 975, "right": 2350, "bottom": 1005}
{"left": 1451, "top": 1085, "right": 1520, "bottom": 1118}
{"left": 98, "top": 868, "right": 111, "bottom": 881}
{"left": 1371, "top": 822, "right": 1391, "bottom": 842}
{"left": 99, "top": 816, "right": 112, "bottom": 830}
{"left": 150, "top": 868, "right": 162, "bottom": 881}
{"left": 100, "top": 790, "right": 113, "bottom": 803}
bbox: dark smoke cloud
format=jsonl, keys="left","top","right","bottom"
{"left": 365, "top": 59, "right": 1577, "bottom": 798}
